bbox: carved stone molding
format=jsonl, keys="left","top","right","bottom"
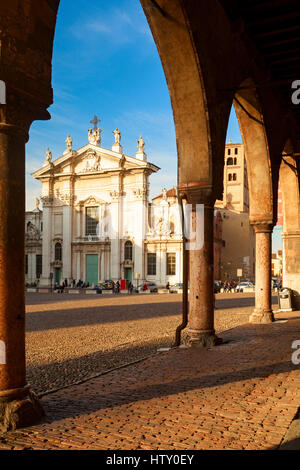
{"left": 77, "top": 195, "right": 107, "bottom": 207}
{"left": 40, "top": 196, "right": 53, "bottom": 208}
{"left": 133, "top": 188, "right": 147, "bottom": 199}
{"left": 110, "top": 190, "right": 122, "bottom": 200}
{"left": 60, "top": 194, "right": 76, "bottom": 205}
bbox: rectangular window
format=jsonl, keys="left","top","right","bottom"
{"left": 85, "top": 206, "right": 99, "bottom": 236}
{"left": 25, "top": 254, "right": 28, "bottom": 275}
{"left": 166, "top": 253, "right": 176, "bottom": 276}
{"left": 36, "top": 254, "right": 42, "bottom": 278}
{"left": 147, "top": 253, "right": 156, "bottom": 276}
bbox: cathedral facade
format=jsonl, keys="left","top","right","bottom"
{"left": 26, "top": 124, "right": 186, "bottom": 288}
{"left": 26, "top": 124, "right": 252, "bottom": 288}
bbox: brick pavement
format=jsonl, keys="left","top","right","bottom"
{"left": 1, "top": 310, "right": 300, "bottom": 450}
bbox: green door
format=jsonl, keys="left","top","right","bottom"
{"left": 86, "top": 254, "right": 98, "bottom": 285}
{"left": 54, "top": 268, "right": 61, "bottom": 285}
{"left": 124, "top": 268, "right": 132, "bottom": 282}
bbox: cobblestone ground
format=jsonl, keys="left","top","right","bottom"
{"left": 25, "top": 292, "right": 270, "bottom": 394}
{"left": 1, "top": 307, "right": 300, "bottom": 450}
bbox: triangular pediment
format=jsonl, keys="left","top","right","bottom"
{"left": 77, "top": 195, "right": 109, "bottom": 206}
{"left": 32, "top": 143, "right": 159, "bottom": 180}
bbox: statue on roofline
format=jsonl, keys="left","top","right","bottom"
{"left": 137, "top": 135, "right": 145, "bottom": 153}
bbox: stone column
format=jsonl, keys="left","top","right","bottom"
{"left": 184, "top": 188, "right": 219, "bottom": 347}
{"left": 0, "top": 112, "right": 44, "bottom": 431}
{"left": 250, "top": 223, "right": 274, "bottom": 323}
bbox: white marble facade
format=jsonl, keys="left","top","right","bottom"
{"left": 27, "top": 124, "right": 184, "bottom": 287}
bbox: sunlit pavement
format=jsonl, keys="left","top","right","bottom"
{"left": 1, "top": 296, "right": 300, "bottom": 450}
{"left": 25, "top": 291, "right": 266, "bottom": 395}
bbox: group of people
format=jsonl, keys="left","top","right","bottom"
{"left": 111, "top": 280, "right": 134, "bottom": 294}
{"left": 217, "top": 280, "right": 238, "bottom": 292}
{"left": 54, "top": 278, "right": 90, "bottom": 292}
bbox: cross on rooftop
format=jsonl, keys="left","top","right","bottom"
{"left": 90, "top": 115, "right": 101, "bottom": 131}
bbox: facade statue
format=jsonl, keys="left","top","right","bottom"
{"left": 88, "top": 127, "right": 102, "bottom": 146}
{"left": 137, "top": 135, "right": 145, "bottom": 153}
{"left": 113, "top": 128, "right": 121, "bottom": 145}
{"left": 35, "top": 198, "right": 40, "bottom": 210}
{"left": 65, "top": 135, "right": 72, "bottom": 152}
{"left": 45, "top": 147, "right": 52, "bottom": 163}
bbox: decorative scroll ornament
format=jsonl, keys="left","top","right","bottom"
{"left": 82, "top": 150, "right": 101, "bottom": 172}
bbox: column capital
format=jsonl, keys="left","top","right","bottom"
{"left": 250, "top": 216, "right": 274, "bottom": 233}
{"left": 0, "top": 89, "right": 50, "bottom": 142}
{"left": 178, "top": 182, "right": 214, "bottom": 206}
{"left": 249, "top": 214, "right": 274, "bottom": 232}
{"left": 252, "top": 223, "right": 274, "bottom": 234}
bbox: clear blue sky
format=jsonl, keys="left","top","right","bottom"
{"left": 25, "top": 0, "right": 281, "bottom": 250}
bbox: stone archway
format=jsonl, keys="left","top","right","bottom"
{"left": 1, "top": 0, "right": 300, "bottom": 431}
{"left": 233, "top": 78, "right": 280, "bottom": 323}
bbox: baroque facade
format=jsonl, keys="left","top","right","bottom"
{"left": 29, "top": 124, "right": 161, "bottom": 287}
{"left": 25, "top": 133, "right": 254, "bottom": 287}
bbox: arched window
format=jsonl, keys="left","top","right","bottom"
{"left": 228, "top": 173, "right": 232, "bottom": 181}
{"left": 227, "top": 148, "right": 231, "bottom": 155}
{"left": 233, "top": 157, "right": 237, "bottom": 165}
{"left": 233, "top": 173, "right": 237, "bottom": 181}
{"left": 55, "top": 242, "right": 62, "bottom": 261}
{"left": 227, "top": 157, "right": 233, "bottom": 165}
{"left": 124, "top": 241, "right": 133, "bottom": 260}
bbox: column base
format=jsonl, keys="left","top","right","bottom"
{"left": 249, "top": 309, "right": 274, "bottom": 324}
{"left": 0, "top": 385, "right": 45, "bottom": 433}
{"left": 186, "top": 329, "right": 222, "bottom": 348}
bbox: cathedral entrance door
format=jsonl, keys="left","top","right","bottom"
{"left": 86, "top": 254, "right": 98, "bottom": 285}
{"left": 124, "top": 267, "right": 132, "bottom": 282}
{"left": 54, "top": 268, "right": 61, "bottom": 285}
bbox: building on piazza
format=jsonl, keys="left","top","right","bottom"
{"left": 25, "top": 121, "right": 234, "bottom": 288}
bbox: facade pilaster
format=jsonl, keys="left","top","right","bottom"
{"left": 62, "top": 202, "right": 72, "bottom": 282}
{"left": 110, "top": 190, "right": 121, "bottom": 280}
{"left": 40, "top": 199, "right": 53, "bottom": 286}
